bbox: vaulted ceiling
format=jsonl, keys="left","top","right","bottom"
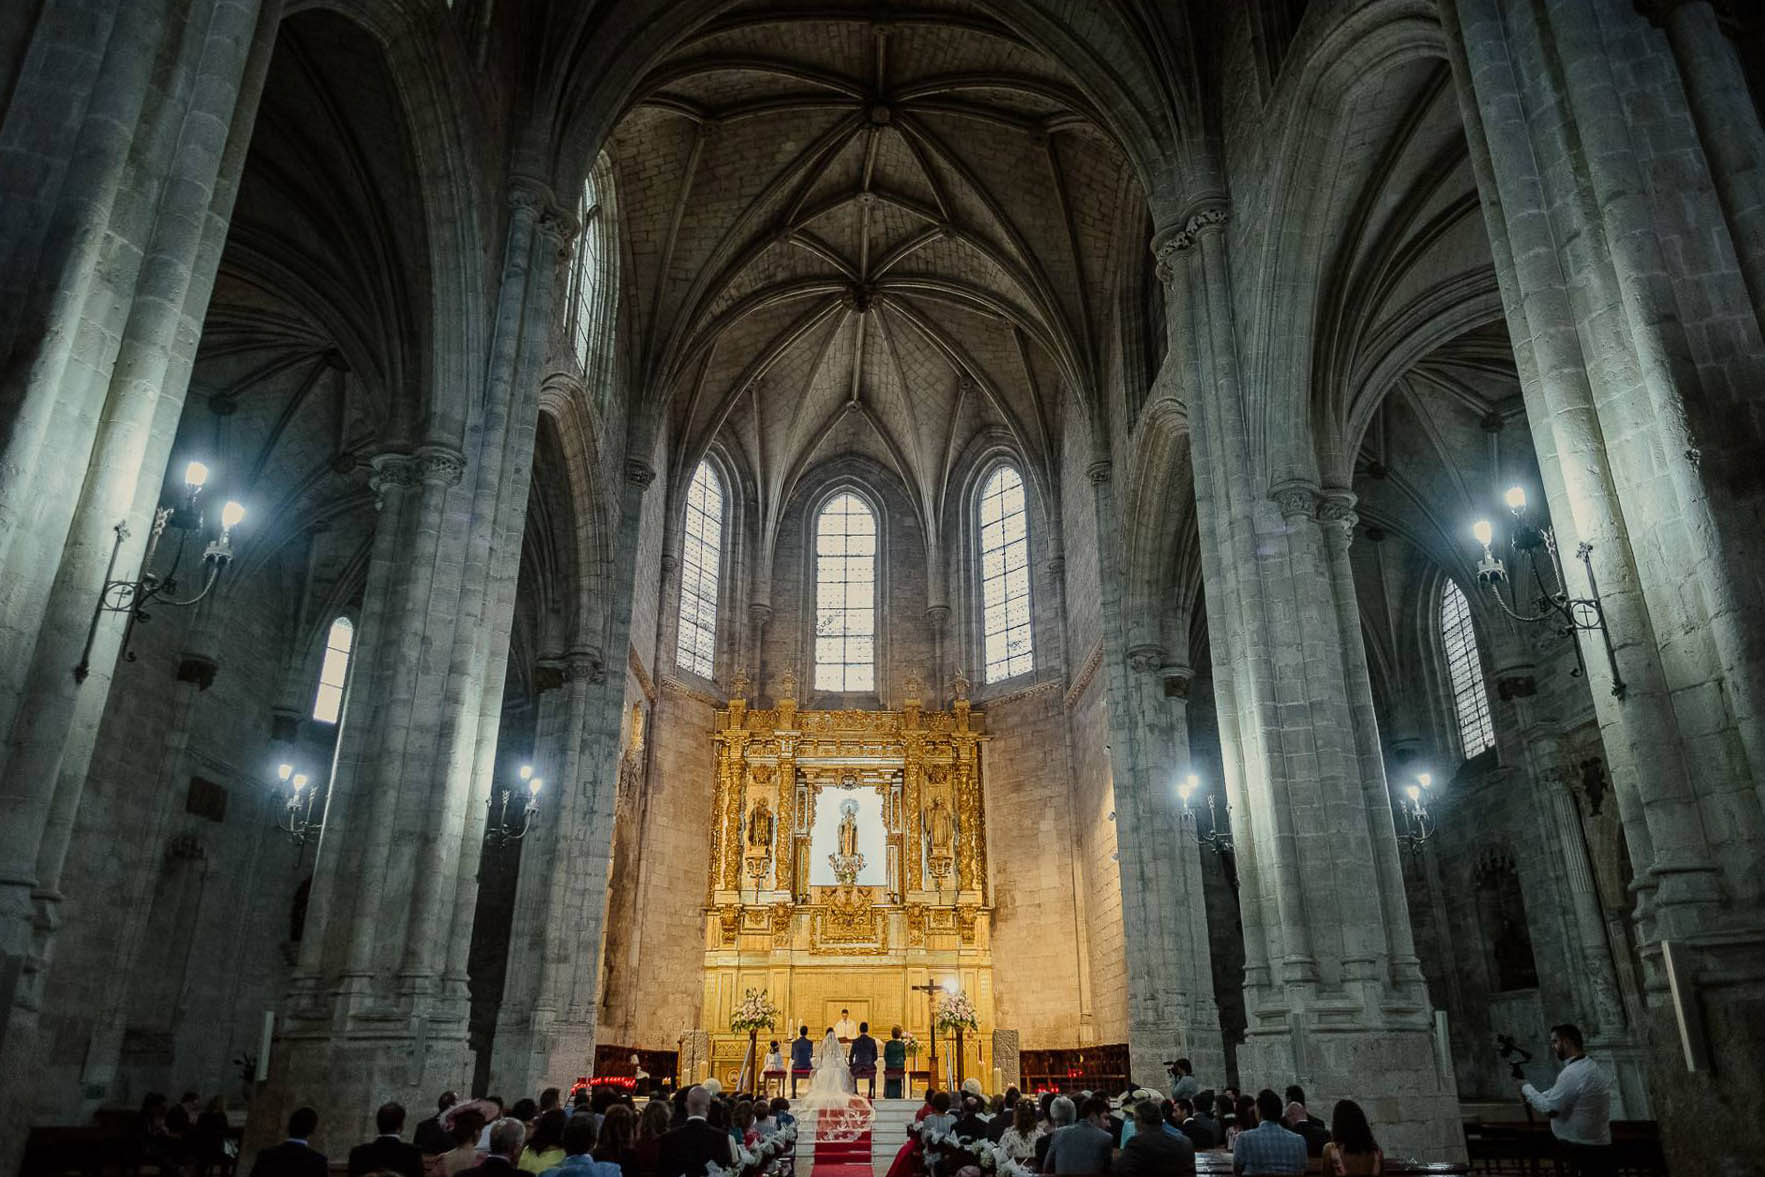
{"left": 605, "top": 0, "right": 1148, "bottom": 550}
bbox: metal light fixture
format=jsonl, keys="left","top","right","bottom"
{"left": 1176, "top": 772, "right": 1234, "bottom": 856}
{"left": 1397, "top": 771, "right": 1435, "bottom": 858}
{"left": 276, "top": 762, "right": 322, "bottom": 846}
{"left": 1473, "top": 485, "right": 1625, "bottom": 698}
{"left": 75, "top": 458, "right": 246, "bottom": 681}
{"left": 484, "top": 762, "right": 542, "bottom": 848}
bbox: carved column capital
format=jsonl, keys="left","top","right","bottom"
{"left": 1317, "top": 489, "right": 1359, "bottom": 543}
{"left": 1086, "top": 459, "right": 1113, "bottom": 485}
{"left": 625, "top": 459, "right": 657, "bottom": 489}
{"left": 415, "top": 444, "right": 467, "bottom": 487}
{"left": 1269, "top": 479, "right": 1321, "bottom": 520}
{"left": 1151, "top": 202, "right": 1231, "bottom": 271}
{"left": 1162, "top": 665, "right": 1194, "bottom": 699}
{"left": 1126, "top": 644, "right": 1167, "bottom": 674}
{"left": 566, "top": 649, "right": 606, "bottom": 683}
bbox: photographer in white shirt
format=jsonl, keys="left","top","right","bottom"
{"left": 1520, "top": 1023, "right": 1613, "bottom": 1176}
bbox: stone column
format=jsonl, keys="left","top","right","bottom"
{"left": 249, "top": 180, "right": 567, "bottom": 1152}
{"left": 0, "top": 3, "right": 284, "bottom": 1162}
{"left": 1086, "top": 457, "right": 1225, "bottom": 1088}
{"left": 1442, "top": 4, "right": 1765, "bottom": 1167}
{"left": 1640, "top": 0, "right": 1765, "bottom": 329}
{"left": 1169, "top": 206, "right": 1461, "bottom": 1159}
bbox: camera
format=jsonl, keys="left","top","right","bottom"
{"left": 1496, "top": 1033, "right": 1532, "bottom": 1081}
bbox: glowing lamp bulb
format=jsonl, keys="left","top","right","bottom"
{"left": 292, "top": 773, "right": 309, "bottom": 792}
{"left": 184, "top": 460, "right": 210, "bottom": 489}
{"left": 519, "top": 764, "right": 534, "bottom": 781}
{"left": 277, "top": 763, "right": 293, "bottom": 782}
{"left": 1405, "top": 784, "right": 1422, "bottom": 803}
{"left": 1178, "top": 773, "right": 1199, "bottom": 802}
{"left": 1472, "top": 519, "right": 1494, "bottom": 547}
{"left": 1417, "top": 773, "right": 1432, "bottom": 790}
{"left": 1505, "top": 486, "right": 1527, "bottom": 511}
{"left": 220, "top": 500, "right": 246, "bottom": 530}
{"left": 941, "top": 977, "right": 959, "bottom": 994}
{"left": 528, "top": 776, "right": 543, "bottom": 796}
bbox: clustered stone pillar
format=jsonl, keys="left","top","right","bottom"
{"left": 1164, "top": 204, "right": 1462, "bottom": 1159}
{"left": 0, "top": 1, "right": 286, "bottom": 1164}
{"left": 1441, "top": 3, "right": 1765, "bottom": 1168}
{"left": 1086, "top": 457, "right": 1226, "bottom": 1088}
{"left": 247, "top": 182, "right": 572, "bottom": 1150}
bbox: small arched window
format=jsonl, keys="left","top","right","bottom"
{"left": 978, "top": 465, "right": 1034, "bottom": 682}
{"left": 312, "top": 616, "right": 354, "bottom": 724}
{"left": 1441, "top": 580, "right": 1494, "bottom": 757}
{"left": 814, "top": 492, "right": 876, "bottom": 693}
{"left": 676, "top": 462, "right": 724, "bottom": 678}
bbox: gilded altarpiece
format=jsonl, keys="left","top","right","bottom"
{"left": 700, "top": 679, "right": 996, "bottom": 1090}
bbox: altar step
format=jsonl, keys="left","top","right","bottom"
{"left": 791, "top": 1099, "right": 919, "bottom": 1177}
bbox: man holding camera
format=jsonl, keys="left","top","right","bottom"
{"left": 1520, "top": 1024, "right": 1613, "bottom": 1177}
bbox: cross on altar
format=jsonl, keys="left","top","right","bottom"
{"left": 910, "top": 976, "right": 942, "bottom": 1090}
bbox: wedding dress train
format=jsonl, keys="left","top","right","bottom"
{"left": 793, "top": 1030, "right": 874, "bottom": 1142}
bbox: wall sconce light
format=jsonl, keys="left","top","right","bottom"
{"left": 276, "top": 762, "right": 322, "bottom": 846}
{"left": 75, "top": 458, "right": 245, "bottom": 682}
{"left": 485, "top": 762, "right": 542, "bottom": 847}
{"left": 1397, "top": 771, "right": 1435, "bottom": 858}
{"left": 1473, "top": 485, "right": 1625, "bottom": 698}
{"left": 1177, "top": 772, "right": 1234, "bottom": 856}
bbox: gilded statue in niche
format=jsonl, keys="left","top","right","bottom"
{"left": 748, "top": 797, "right": 775, "bottom": 851}
{"left": 927, "top": 796, "right": 955, "bottom": 857}
{"left": 828, "top": 798, "right": 867, "bottom": 885}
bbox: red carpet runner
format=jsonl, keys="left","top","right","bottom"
{"left": 810, "top": 1128, "right": 872, "bottom": 1177}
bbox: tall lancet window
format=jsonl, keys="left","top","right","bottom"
{"left": 814, "top": 493, "right": 876, "bottom": 693}
{"left": 567, "top": 159, "right": 618, "bottom": 409}
{"left": 1441, "top": 579, "right": 1495, "bottom": 757}
{"left": 312, "top": 616, "right": 354, "bottom": 724}
{"left": 979, "top": 465, "right": 1034, "bottom": 682}
{"left": 676, "top": 461, "right": 723, "bottom": 677}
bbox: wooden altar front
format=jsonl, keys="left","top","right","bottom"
{"left": 699, "top": 673, "right": 996, "bottom": 1092}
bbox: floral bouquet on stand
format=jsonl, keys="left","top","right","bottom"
{"left": 934, "top": 989, "right": 979, "bottom": 1033}
{"left": 901, "top": 1030, "right": 921, "bottom": 1058}
{"left": 730, "top": 987, "right": 780, "bottom": 1033}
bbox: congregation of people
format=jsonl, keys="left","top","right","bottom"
{"left": 238, "top": 1081, "right": 797, "bottom": 1177}
{"left": 891, "top": 1063, "right": 1378, "bottom": 1177}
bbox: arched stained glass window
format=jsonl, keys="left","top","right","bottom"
{"left": 814, "top": 493, "right": 876, "bottom": 693}
{"left": 979, "top": 465, "right": 1034, "bottom": 682}
{"left": 1441, "top": 579, "right": 1494, "bottom": 757}
{"left": 312, "top": 616, "right": 354, "bottom": 724}
{"left": 676, "top": 462, "right": 723, "bottom": 677}
{"left": 567, "top": 159, "right": 618, "bottom": 410}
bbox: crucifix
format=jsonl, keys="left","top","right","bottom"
{"left": 909, "top": 975, "right": 942, "bottom": 1095}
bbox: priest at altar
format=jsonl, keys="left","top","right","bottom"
{"left": 834, "top": 1009, "right": 858, "bottom": 1043}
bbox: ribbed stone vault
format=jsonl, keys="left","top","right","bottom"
{"left": 606, "top": 0, "right": 1147, "bottom": 550}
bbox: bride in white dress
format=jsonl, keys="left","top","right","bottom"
{"left": 794, "top": 1029, "right": 875, "bottom": 1142}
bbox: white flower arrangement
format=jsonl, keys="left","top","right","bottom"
{"left": 730, "top": 986, "right": 780, "bottom": 1033}
{"left": 934, "top": 989, "right": 979, "bottom": 1032}
{"left": 901, "top": 1030, "right": 921, "bottom": 1057}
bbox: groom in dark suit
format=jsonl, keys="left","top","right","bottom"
{"left": 849, "top": 1022, "right": 880, "bottom": 1099}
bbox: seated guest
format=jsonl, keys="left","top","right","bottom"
{"left": 350, "top": 1101, "right": 425, "bottom": 1177}
{"left": 1226, "top": 1094, "right": 1258, "bottom": 1147}
{"left": 995, "top": 1104, "right": 1042, "bottom": 1165}
{"left": 418, "top": 1094, "right": 461, "bottom": 1155}
{"left": 790, "top": 1026, "right": 815, "bottom": 1097}
{"left": 952, "top": 1095, "right": 991, "bottom": 1141}
{"left": 730, "top": 1101, "right": 759, "bottom": 1150}
{"left": 592, "top": 1105, "right": 637, "bottom": 1172}
{"left": 538, "top": 1114, "right": 618, "bottom": 1177}
{"left": 565, "top": 1092, "right": 591, "bottom": 1123}
{"left": 1119, "top": 1094, "right": 1182, "bottom": 1147}
{"left": 539, "top": 1090, "right": 562, "bottom": 1116}
{"left": 441, "top": 1109, "right": 488, "bottom": 1177}
{"left": 656, "top": 1086, "right": 734, "bottom": 1177}
{"left": 1042, "top": 1096, "right": 1114, "bottom": 1175}
{"left": 1189, "top": 1092, "right": 1221, "bottom": 1149}
{"left": 193, "top": 1095, "right": 234, "bottom": 1174}
{"left": 770, "top": 1098, "right": 795, "bottom": 1130}
{"left": 1033, "top": 1095, "right": 1069, "bottom": 1169}
{"left": 1322, "top": 1100, "right": 1382, "bottom": 1176}
{"left": 1232, "top": 1090, "right": 1307, "bottom": 1176}
{"left": 884, "top": 1028, "right": 908, "bottom": 1100}
{"left": 752, "top": 1100, "right": 778, "bottom": 1137}
{"left": 631, "top": 1100, "right": 674, "bottom": 1176}
{"left": 512, "top": 1101, "right": 540, "bottom": 1130}
{"left": 1118, "top": 1099, "right": 1196, "bottom": 1176}
{"left": 915, "top": 1087, "right": 943, "bottom": 1123}
{"left": 1284, "top": 1086, "right": 1330, "bottom": 1157}
{"left": 920, "top": 1090, "right": 956, "bottom": 1137}
{"left": 518, "top": 1111, "right": 567, "bottom": 1174}
{"left": 249, "top": 1108, "right": 327, "bottom": 1177}
{"left": 458, "top": 1119, "right": 524, "bottom": 1177}
{"left": 1170, "top": 1059, "right": 1200, "bottom": 1100}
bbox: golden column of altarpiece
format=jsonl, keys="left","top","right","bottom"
{"left": 698, "top": 672, "right": 996, "bottom": 1091}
